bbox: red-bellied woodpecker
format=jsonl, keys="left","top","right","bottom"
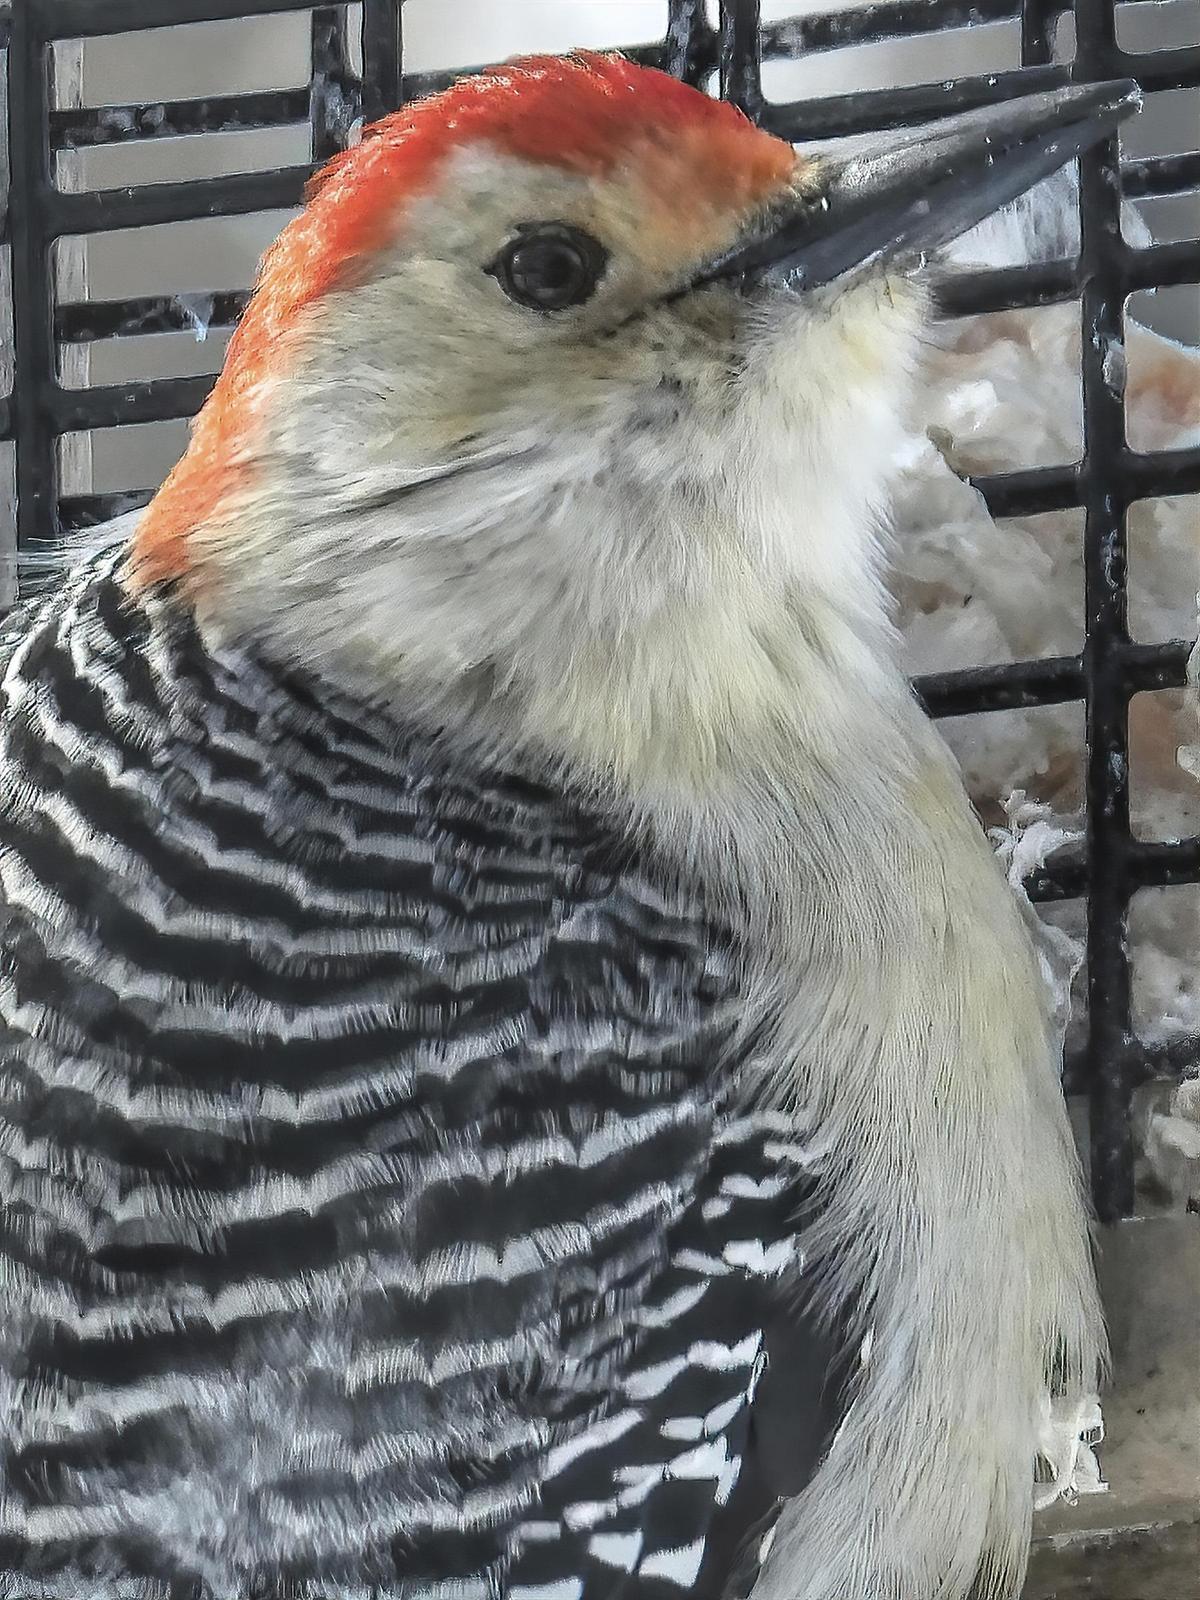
{"left": 0, "top": 53, "right": 1139, "bottom": 1600}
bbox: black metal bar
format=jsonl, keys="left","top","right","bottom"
{"left": 310, "top": 7, "right": 355, "bottom": 163}
{"left": 1124, "top": 446, "right": 1200, "bottom": 501}
{"left": 46, "top": 165, "right": 310, "bottom": 233}
{"left": 917, "top": 638, "right": 1193, "bottom": 717}
{"left": 1123, "top": 151, "right": 1200, "bottom": 201}
{"left": 973, "top": 463, "right": 1080, "bottom": 517}
{"left": 1021, "top": 0, "right": 1060, "bottom": 67}
{"left": 48, "top": 89, "right": 310, "bottom": 147}
{"left": 940, "top": 236, "right": 1200, "bottom": 321}
{"left": 1075, "top": 0, "right": 1136, "bottom": 1224}
{"left": 918, "top": 654, "right": 1087, "bottom": 716}
{"left": 7, "top": 5, "right": 58, "bottom": 549}
{"left": 397, "top": 47, "right": 672, "bottom": 109}
{"left": 972, "top": 443, "right": 1200, "bottom": 516}
{"left": 1122, "top": 639, "right": 1200, "bottom": 694}
{"left": 1065, "top": 1036, "right": 1200, "bottom": 1096}
{"left": 50, "top": 375, "right": 218, "bottom": 430}
{"left": 1129, "top": 837, "right": 1200, "bottom": 891}
{"left": 56, "top": 290, "right": 249, "bottom": 342}
{"left": 764, "top": 0, "right": 1022, "bottom": 59}
{"left": 719, "top": 0, "right": 763, "bottom": 119}
{"left": 693, "top": 0, "right": 1169, "bottom": 68}
{"left": 394, "top": 65, "right": 486, "bottom": 104}
{"left": 663, "top": 0, "right": 718, "bottom": 88}
{"left": 37, "top": 0, "right": 316, "bottom": 35}
{"left": 1118, "top": 46, "right": 1200, "bottom": 91}
{"left": 1027, "top": 846, "right": 1088, "bottom": 904}
{"left": 1025, "top": 835, "right": 1200, "bottom": 905}
{"left": 60, "top": 489, "right": 155, "bottom": 529}
{"left": 1126, "top": 240, "right": 1200, "bottom": 293}
{"left": 935, "top": 258, "right": 1078, "bottom": 316}
{"left": 763, "top": 63, "right": 1069, "bottom": 140}
{"left": 360, "top": 0, "right": 402, "bottom": 125}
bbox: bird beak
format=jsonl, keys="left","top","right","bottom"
{"left": 692, "top": 80, "right": 1141, "bottom": 295}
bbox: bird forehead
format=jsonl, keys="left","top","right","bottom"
{"left": 586, "top": 122, "right": 800, "bottom": 270}
{"left": 436, "top": 51, "right": 791, "bottom": 183}
{"left": 309, "top": 53, "right": 799, "bottom": 286}
{"left": 416, "top": 134, "right": 800, "bottom": 286}
{"left": 448, "top": 57, "right": 800, "bottom": 265}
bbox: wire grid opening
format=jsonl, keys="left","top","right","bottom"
{"left": 1, "top": 0, "right": 1197, "bottom": 1221}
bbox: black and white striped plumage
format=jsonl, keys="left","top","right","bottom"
{"left": 0, "top": 552, "right": 839, "bottom": 1600}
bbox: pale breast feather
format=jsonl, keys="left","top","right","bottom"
{"left": 0, "top": 551, "right": 838, "bottom": 1600}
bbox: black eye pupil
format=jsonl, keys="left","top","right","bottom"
{"left": 524, "top": 243, "right": 576, "bottom": 294}
{"left": 515, "top": 242, "right": 581, "bottom": 297}
{"left": 489, "top": 224, "right": 607, "bottom": 312}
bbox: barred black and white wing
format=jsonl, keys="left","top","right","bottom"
{"left": 0, "top": 553, "right": 838, "bottom": 1600}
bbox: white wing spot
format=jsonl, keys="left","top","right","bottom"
{"left": 623, "top": 1356, "right": 687, "bottom": 1400}
{"left": 716, "top": 1449, "right": 742, "bottom": 1505}
{"left": 587, "top": 1531, "right": 643, "bottom": 1570}
{"left": 509, "top": 1583, "right": 583, "bottom": 1600}
{"left": 543, "top": 1409, "right": 640, "bottom": 1480}
{"left": 721, "top": 1238, "right": 795, "bottom": 1275}
{"left": 687, "top": 1332, "right": 762, "bottom": 1371}
{"left": 703, "top": 1395, "right": 742, "bottom": 1434}
{"left": 660, "top": 1416, "right": 704, "bottom": 1441}
{"left": 667, "top": 1437, "right": 729, "bottom": 1481}
{"left": 640, "top": 1536, "right": 707, "bottom": 1586}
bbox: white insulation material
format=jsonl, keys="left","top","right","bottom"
{"left": 890, "top": 176, "right": 1200, "bottom": 1051}
{"left": 1034, "top": 1392, "right": 1108, "bottom": 1511}
{"left": 886, "top": 184, "right": 1196, "bottom": 1498}
{"left": 989, "top": 792, "right": 1086, "bottom": 1057}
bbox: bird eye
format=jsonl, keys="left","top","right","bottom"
{"left": 487, "top": 223, "right": 608, "bottom": 312}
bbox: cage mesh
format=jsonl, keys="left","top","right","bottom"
{"left": 1, "top": 0, "right": 1197, "bottom": 1221}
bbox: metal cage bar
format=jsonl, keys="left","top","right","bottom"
{"left": 1, "top": 0, "right": 1197, "bottom": 1218}
{"left": 6, "top": 3, "right": 57, "bottom": 549}
{"left": 310, "top": 6, "right": 355, "bottom": 163}
{"left": 1074, "top": 0, "right": 1137, "bottom": 1219}
{"left": 361, "top": 0, "right": 402, "bottom": 124}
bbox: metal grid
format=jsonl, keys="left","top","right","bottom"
{"left": 1, "top": 0, "right": 1197, "bottom": 1221}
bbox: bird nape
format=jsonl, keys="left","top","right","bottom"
{"left": 0, "top": 51, "right": 1137, "bottom": 1600}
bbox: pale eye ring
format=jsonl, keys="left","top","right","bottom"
{"left": 486, "top": 223, "right": 609, "bottom": 312}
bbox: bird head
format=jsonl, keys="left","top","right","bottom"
{"left": 129, "top": 55, "right": 1136, "bottom": 778}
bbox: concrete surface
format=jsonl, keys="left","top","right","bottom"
{"left": 1026, "top": 1520, "right": 1200, "bottom": 1598}
{"left": 1024, "top": 1216, "right": 1200, "bottom": 1597}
